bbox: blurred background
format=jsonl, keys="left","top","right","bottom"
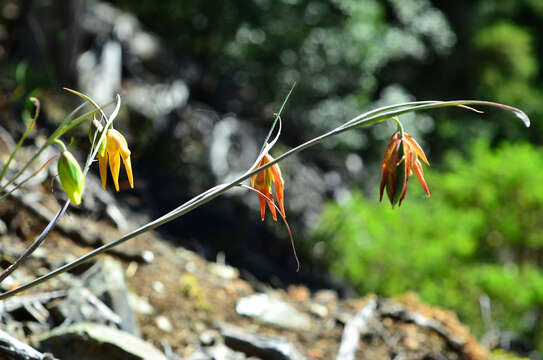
{"left": 1, "top": 0, "right": 543, "bottom": 357}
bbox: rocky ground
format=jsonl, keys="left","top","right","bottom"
{"left": 0, "top": 174, "right": 501, "bottom": 359}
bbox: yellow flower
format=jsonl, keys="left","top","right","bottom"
{"left": 379, "top": 131, "right": 430, "bottom": 207}
{"left": 251, "top": 154, "right": 285, "bottom": 221}
{"left": 98, "top": 129, "right": 134, "bottom": 191}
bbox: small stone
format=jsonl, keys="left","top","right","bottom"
{"left": 152, "top": 281, "right": 165, "bottom": 293}
{"left": 314, "top": 289, "right": 338, "bottom": 304}
{"left": 209, "top": 263, "right": 239, "bottom": 280}
{"left": 236, "top": 293, "right": 312, "bottom": 331}
{"left": 155, "top": 315, "right": 172, "bottom": 332}
{"left": 128, "top": 292, "right": 154, "bottom": 315}
{"left": 185, "top": 261, "right": 196, "bottom": 273}
{"left": 199, "top": 330, "right": 219, "bottom": 347}
{"left": 288, "top": 284, "right": 311, "bottom": 301}
{"left": 141, "top": 250, "right": 155, "bottom": 263}
{"left": 308, "top": 302, "right": 328, "bottom": 318}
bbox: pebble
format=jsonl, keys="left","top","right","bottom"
{"left": 152, "top": 281, "right": 165, "bottom": 293}
{"left": 236, "top": 293, "right": 312, "bottom": 331}
{"left": 155, "top": 315, "right": 173, "bottom": 332}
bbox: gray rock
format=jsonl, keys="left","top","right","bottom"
{"left": 219, "top": 323, "right": 306, "bottom": 360}
{"left": 33, "top": 322, "right": 167, "bottom": 360}
{"left": 127, "top": 292, "right": 154, "bottom": 315}
{"left": 187, "top": 343, "right": 251, "bottom": 360}
{"left": 0, "top": 218, "right": 7, "bottom": 236}
{"left": 84, "top": 259, "right": 140, "bottom": 336}
{"left": 0, "top": 328, "right": 57, "bottom": 360}
{"left": 236, "top": 294, "right": 311, "bottom": 331}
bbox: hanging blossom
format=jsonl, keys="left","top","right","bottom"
{"left": 98, "top": 129, "right": 134, "bottom": 191}
{"left": 379, "top": 131, "right": 430, "bottom": 207}
{"left": 251, "top": 154, "right": 285, "bottom": 221}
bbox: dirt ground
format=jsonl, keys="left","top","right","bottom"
{"left": 0, "top": 188, "right": 492, "bottom": 360}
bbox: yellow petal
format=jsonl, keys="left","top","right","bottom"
{"left": 109, "top": 151, "right": 121, "bottom": 191}
{"left": 98, "top": 154, "right": 108, "bottom": 189}
{"left": 122, "top": 155, "right": 134, "bottom": 189}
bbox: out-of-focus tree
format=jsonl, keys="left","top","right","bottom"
{"left": 312, "top": 141, "right": 543, "bottom": 356}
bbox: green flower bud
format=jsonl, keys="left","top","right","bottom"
{"left": 58, "top": 151, "right": 85, "bottom": 205}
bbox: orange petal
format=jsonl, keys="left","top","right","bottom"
{"left": 267, "top": 201, "right": 277, "bottom": 221}
{"left": 413, "top": 159, "right": 431, "bottom": 196}
{"left": 379, "top": 173, "right": 386, "bottom": 202}
{"left": 258, "top": 194, "right": 267, "bottom": 221}
{"left": 274, "top": 181, "right": 285, "bottom": 218}
{"left": 98, "top": 153, "right": 108, "bottom": 189}
{"left": 405, "top": 134, "right": 429, "bottom": 165}
{"left": 381, "top": 132, "right": 401, "bottom": 170}
{"left": 270, "top": 163, "right": 285, "bottom": 218}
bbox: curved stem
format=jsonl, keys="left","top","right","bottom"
{"left": 0, "top": 201, "right": 70, "bottom": 284}
{"left": 54, "top": 139, "right": 67, "bottom": 152}
{"left": 391, "top": 116, "right": 404, "bottom": 137}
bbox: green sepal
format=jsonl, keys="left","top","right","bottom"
{"left": 265, "top": 168, "right": 273, "bottom": 192}
{"left": 392, "top": 143, "right": 407, "bottom": 206}
{"left": 89, "top": 122, "right": 106, "bottom": 157}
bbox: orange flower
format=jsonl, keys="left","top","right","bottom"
{"left": 251, "top": 154, "right": 285, "bottom": 221}
{"left": 98, "top": 129, "right": 134, "bottom": 191}
{"left": 379, "top": 132, "right": 430, "bottom": 207}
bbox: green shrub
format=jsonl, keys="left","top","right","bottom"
{"left": 313, "top": 141, "right": 543, "bottom": 353}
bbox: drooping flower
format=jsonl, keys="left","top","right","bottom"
{"left": 58, "top": 151, "right": 85, "bottom": 205}
{"left": 379, "top": 131, "right": 430, "bottom": 207}
{"left": 98, "top": 129, "right": 134, "bottom": 191}
{"left": 251, "top": 154, "right": 285, "bottom": 221}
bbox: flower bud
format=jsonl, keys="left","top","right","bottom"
{"left": 58, "top": 151, "right": 85, "bottom": 205}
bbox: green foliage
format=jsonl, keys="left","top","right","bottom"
{"left": 313, "top": 141, "right": 543, "bottom": 353}
{"left": 473, "top": 21, "right": 540, "bottom": 113}
{"left": 108, "top": 0, "right": 453, "bottom": 153}
{"left": 490, "top": 349, "right": 529, "bottom": 360}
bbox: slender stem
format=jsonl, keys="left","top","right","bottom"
{"left": 0, "top": 154, "right": 60, "bottom": 202}
{"left": 0, "top": 99, "right": 529, "bottom": 299}
{"left": 54, "top": 139, "right": 67, "bottom": 152}
{"left": 239, "top": 184, "right": 299, "bottom": 272}
{"left": 260, "top": 82, "right": 295, "bottom": 154}
{"left": 391, "top": 116, "right": 404, "bottom": 137}
{"left": 0, "top": 201, "right": 70, "bottom": 284}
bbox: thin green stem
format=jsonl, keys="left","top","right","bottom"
{"left": 54, "top": 139, "right": 67, "bottom": 152}
{"left": 0, "top": 201, "right": 70, "bottom": 284}
{"left": 391, "top": 116, "right": 404, "bottom": 137}
{"left": 0, "top": 154, "right": 60, "bottom": 202}
{"left": 260, "top": 82, "right": 295, "bottom": 154}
